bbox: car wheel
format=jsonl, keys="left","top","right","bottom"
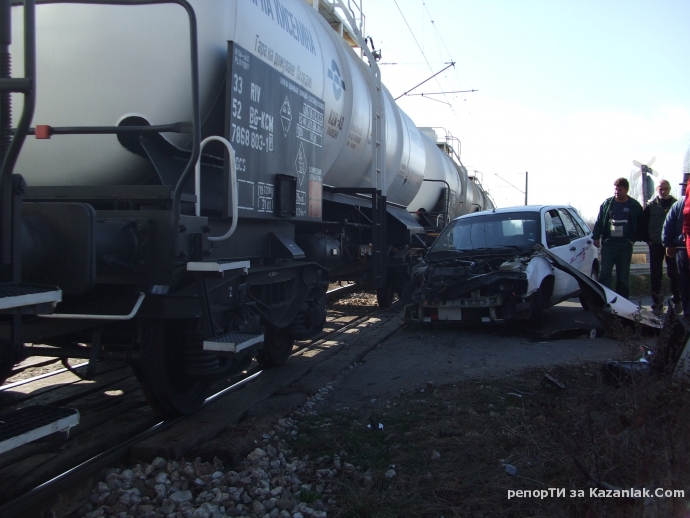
{"left": 580, "top": 264, "right": 599, "bottom": 311}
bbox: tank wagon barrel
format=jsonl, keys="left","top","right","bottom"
{"left": 0, "top": 0, "right": 493, "bottom": 418}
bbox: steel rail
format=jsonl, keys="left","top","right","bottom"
{"left": 0, "top": 370, "right": 263, "bottom": 517}
{"left": 0, "top": 284, "right": 360, "bottom": 391}
{"left": 0, "top": 361, "right": 88, "bottom": 391}
{"left": 0, "top": 290, "right": 389, "bottom": 516}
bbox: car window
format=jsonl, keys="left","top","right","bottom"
{"left": 428, "top": 212, "right": 540, "bottom": 254}
{"left": 566, "top": 208, "right": 591, "bottom": 234}
{"left": 544, "top": 210, "right": 569, "bottom": 248}
{"left": 558, "top": 208, "right": 585, "bottom": 238}
{"left": 430, "top": 225, "right": 456, "bottom": 251}
{"left": 455, "top": 220, "right": 506, "bottom": 249}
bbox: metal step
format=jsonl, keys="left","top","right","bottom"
{"left": 0, "top": 406, "right": 79, "bottom": 454}
{"left": 203, "top": 332, "right": 263, "bottom": 355}
{"left": 0, "top": 283, "right": 62, "bottom": 313}
{"left": 187, "top": 260, "right": 250, "bottom": 275}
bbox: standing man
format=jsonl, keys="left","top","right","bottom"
{"left": 663, "top": 182, "right": 689, "bottom": 317}
{"left": 640, "top": 180, "right": 681, "bottom": 314}
{"left": 592, "top": 177, "right": 644, "bottom": 299}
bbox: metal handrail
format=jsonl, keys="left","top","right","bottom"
{"left": 195, "top": 135, "right": 239, "bottom": 242}
{"left": 18, "top": 121, "right": 192, "bottom": 136}
{"left": 1, "top": 1, "right": 35, "bottom": 183}
{"left": 1, "top": 0, "right": 36, "bottom": 270}
{"left": 39, "top": 292, "right": 145, "bottom": 320}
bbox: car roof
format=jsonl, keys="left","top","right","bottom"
{"left": 451, "top": 205, "right": 577, "bottom": 222}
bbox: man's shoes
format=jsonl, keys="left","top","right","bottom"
{"left": 674, "top": 301, "right": 683, "bottom": 314}
{"left": 652, "top": 305, "right": 664, "bottom": 316}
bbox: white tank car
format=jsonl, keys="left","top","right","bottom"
{"left": 463, "top": 174, "right": 487, "bottom": 213}
{"left": 407, "top": 131, "right": 460, "bottom": 216}
{"left": 11, "top": 0, "right": 414, "bottom": 205}
{"left": 10, "top": 0, "right": 485, "bottom": 213}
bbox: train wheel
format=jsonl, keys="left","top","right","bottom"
{"left": 376, "top": 281, "right": 395, "bottom": 308}
{"left": 0, "top": 339, "right": 17, "bottom": 386}
{"left": 255, "top": 327, "right": 294, "bottom": 368}
{"left": 134, "top": 319, "right": 212, "bottom": 418}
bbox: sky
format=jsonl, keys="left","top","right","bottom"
{"left": 355, "top": 0, "right": 690, "bottom": 221}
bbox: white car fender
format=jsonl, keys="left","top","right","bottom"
{"left": 534, "top": 243, "right": 662, "bottom": 329}
{"left": 524, "top": 256, "right": 554, "bottom": 296}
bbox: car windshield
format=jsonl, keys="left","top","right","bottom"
{"left": 428, "top": 212, "right": 541, "bottom": 254}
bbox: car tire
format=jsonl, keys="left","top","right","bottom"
{"left": 580, "top": 264, "right": 599, "bottom": 311}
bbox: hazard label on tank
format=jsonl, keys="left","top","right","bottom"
{"left": 295, "top": 143, "right": 307, "bottom": 188}
{"left": 226, "top": 41, "right": 324, "bottom": 222}
{"left": 280, "top": 98, "right": 292, "bottom": 136}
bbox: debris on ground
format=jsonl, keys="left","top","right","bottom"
{"left": 503, "top": 464, "right": 518, "bottom": 476}
{"left": 286, "top": 363, "right": 690, "bottom": 517}
{"left": 541, "top": 374, "right": 566, "bottom": 390}
{"left": 602, "top": 360, "right": 651, "bottom": 383}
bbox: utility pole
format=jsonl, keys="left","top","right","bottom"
{"left": 524, "top": 171, "right": 528, "bottom": 205}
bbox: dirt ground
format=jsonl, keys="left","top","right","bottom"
{"left": 324, "top": 299, "right": 633, "bottom": 406}
{"left": 284, "top": 297, "right": 690, "bottom": 517}
{"left": 11, "top": 292, "right": 688, "bottom": 518}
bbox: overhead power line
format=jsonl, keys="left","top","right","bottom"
{"left": 392, "top": 0, "right": 476, "bottom": 142}
{"left": 414, "top": 95, "right": 451, "bottom": 106}
{"left": 494, "top": 173, "right": 525, "bottom": 194}
{"left": 394, "top": 62, "right": 455, "bottom": 100}
{"left": 392, "top": 0, "right": 435, "bottom": 76}
{"left": 408, "top": 89, "right": 478, "bottom": 96}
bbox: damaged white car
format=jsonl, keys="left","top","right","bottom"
{"left": 406, "top": 205, "right": 599, "bottom": 325}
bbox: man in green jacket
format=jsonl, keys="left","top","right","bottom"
{"left": 592, "top": 177, "right": 644, "bottom": 299}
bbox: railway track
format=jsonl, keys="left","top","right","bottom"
{"left": 0, "top": 282, "right": 364, "bottom": 395}
{"left": 0, "top": 288, "right": 400, "bottom": 516}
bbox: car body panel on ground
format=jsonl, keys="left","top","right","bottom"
{"left": 537, "top": 243, "right": 662, "bottom": 330}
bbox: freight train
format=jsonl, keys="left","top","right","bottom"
{"left": 0, "top": 0, "right": 493, "bottom": 416}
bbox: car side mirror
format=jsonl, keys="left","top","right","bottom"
{"left": 548, "top": 235, "right": 571, "bottom": 247}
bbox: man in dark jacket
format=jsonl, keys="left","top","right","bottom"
{"left": 640, "top": 179, "right": 680, "bottom": 314}
{"left": 592, "top": 177, "right": 644, "bottom": 299}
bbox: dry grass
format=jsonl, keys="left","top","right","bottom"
{"left": 289, "top": 361, "right": 690, "bottom": 517}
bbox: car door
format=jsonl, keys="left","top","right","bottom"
{"left": 565, "top": 207, "right": 598, "bottom": 278}
{"left": 557, "top": 208, "right": 590, "bottom": 275}
{"left": 543, "top": 208, "right": 579, "bottom": 299}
